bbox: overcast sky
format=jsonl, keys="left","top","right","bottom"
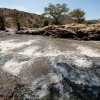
{"left": 0, "top": 0, "right": 100, "bottom": 20}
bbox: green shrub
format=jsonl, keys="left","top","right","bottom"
{"left": 33, "top": 23, "right": 40, "bottom": 28}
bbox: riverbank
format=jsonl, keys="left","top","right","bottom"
{"left": 15, "top": 24, "right": 100, "bottom": 41}
{"left": 0, "top": 24, "right": 100, "bottom": 41}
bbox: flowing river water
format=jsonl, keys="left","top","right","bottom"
{"left": 0, "top": 34, "right": 100, "bottom": 100}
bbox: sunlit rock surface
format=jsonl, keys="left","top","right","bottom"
{"left": 16, "top": 24, "right": 100, "bottom": 40}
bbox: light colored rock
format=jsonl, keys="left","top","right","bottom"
{"left": 50, "top": 75, "right": 60, "bottom": 84}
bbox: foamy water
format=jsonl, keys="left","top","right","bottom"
{"left": 0, "top": 40, "right": 35, "bottom": 54}
{"left": 19, "top": 46, "right": 40, "bottom": 56}
{"left": 72, "top": 56, "right": 92, "bottom": 68}
{"left": 0, "top": 35, "right": 100, "bottom": 99}
{"left": 2, "top": 59, "right": 28, "bottom": 75}
{"left": 77, "top": 46, "right": 100, "bottom": 57}
{"left": 0, "top": 36, "right": 100, "bottom": 77}
{"left": 0, "top": 36, "right": 100, "bottom": 100}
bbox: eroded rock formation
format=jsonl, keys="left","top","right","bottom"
{"left": 16, "top": 24, "right": 100, "bottom": 40}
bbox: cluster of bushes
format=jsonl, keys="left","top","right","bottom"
{"left": 42, "top": 3, "right": 86, "bottom": 25}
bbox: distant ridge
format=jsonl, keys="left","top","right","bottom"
{"left": 86, "top": 19, "right": 100, "bottom": 24}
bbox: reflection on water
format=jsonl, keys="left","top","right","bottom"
{"left": 0, "top": 35, "right": 100, "bottom": 99}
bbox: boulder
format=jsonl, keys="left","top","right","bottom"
{"left": 0, "top": 73, "right": 24, "bottom": 100}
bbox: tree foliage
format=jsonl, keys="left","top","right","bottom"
{"left": 44, "top": 3, "right": 69, "bottom": 25}
{"left": 13, "top": 9, "right": 22, "bottom": 30}
{"left": 0, "top": 14, "right": 5, "bottom": 30}
{"left": 32, "top": 22, "right": 40, "bottom": 28}
{"left": 0, "top": 9, "right": 5, "bottom": 30}
{"left": 69, "top": 9, "right": 85, "bottom": 23}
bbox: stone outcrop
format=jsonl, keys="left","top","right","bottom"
{"left": 16, "top": 24, "right": 100, "bottom": 40}
{"left": 0, "top": 73, "right": 24, "bottom": 100}
{"left": 0, "top": 72, "right": 34, "bottom": 100}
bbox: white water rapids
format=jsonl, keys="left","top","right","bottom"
{"left": 0, "top": 35, "right": 100, "bottom": 99}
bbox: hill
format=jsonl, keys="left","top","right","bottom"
{"left": 86, "top": 19, "right": 100, "bottom": 24}
{"left": 0, "top": 8, "right": 45, "bottom": 28}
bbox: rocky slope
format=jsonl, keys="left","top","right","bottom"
{"left": 16, "top": 24, "right": 100, "bottom": 40}
{"left": 0, "top": 8, "right": 45, "bottom": 28}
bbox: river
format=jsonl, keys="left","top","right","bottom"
{"left": 0, "top": 34, "right": 100, "bottom": 100}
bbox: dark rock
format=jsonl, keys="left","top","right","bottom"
{"left": 89, "top": 34, "right": 100, "bottom": 40}
{"left": 0, "top": 73, "right": 24, "bottom": 100}
{"left": 5, "top": 30, "right": 9, "bottom": 32}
